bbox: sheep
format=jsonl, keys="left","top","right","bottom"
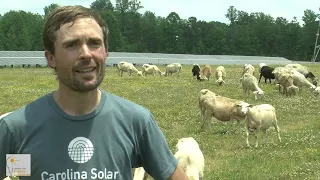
{"left": 241, "top": 72, "right": 264, "bottom": 100}
{"left": 259, "top": 65, "right": 275, "bottom": 83}
{"left": 201, "top": 64, "right": 212, "bottom": 80}
{"left": 290, "top": 70, "right": 316, "bottom": 91}
{"left": 141, "top": 64, "right": 162, "bottom": 76}
{"left": 285, "top": 63, "right": 318, "bottom": 86}
{"left": 235, "top": 102, "right": 281, "bottom": 147}
{"left": 198, "top": 89, "right": 247, "bottom": 134}
{"left": 258, "top": 63, "right": 268, "bottom": 73}
{"left": 243, "top": 64, "right": 255, "bottom": 75}
{"left": 272, "top": 67, "right": 291, "bottom": 85}
{"left": 117, "top": 61, "right": 143, "bottom": 77}
{"left": 215, "top": 66, "right": 226, "bottom": 85}
{"left": 163, "top": 63, "right": 182, "bottom": 77}
{"left": 192, "top": 64, "right": 201, "bottom": 79}
{"left": 174, "top": 137, "right": 204, "bottom": 180}
{"left": 277, "top": 72, "right": 300, "bottom": 96}
{"left": 133, "top": 167, "right": 148, "bottom": 180}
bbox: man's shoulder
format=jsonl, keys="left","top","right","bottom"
{"left": 1, "top": 93, "right": 51, "bottom": 128}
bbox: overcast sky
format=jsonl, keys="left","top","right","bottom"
{"left": 0, "top": 0, "right": 319, "bottom": 25}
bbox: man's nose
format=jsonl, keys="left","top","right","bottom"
{"left": 79, "top": 44, "right": 92, "bottom": 59}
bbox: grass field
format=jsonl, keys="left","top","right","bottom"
{"left": 1, "top": 64, "right": 320, "bottom": 180}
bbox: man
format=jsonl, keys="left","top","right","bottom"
{"left": 0, "top": 5, "right": 188, "bottom": 180}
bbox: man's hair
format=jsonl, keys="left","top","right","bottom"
{"left": 43, "top": 5, "right": 109, "bottom": 54}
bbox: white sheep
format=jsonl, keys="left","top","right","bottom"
{"left": 198, "top": 89, "right": 247, "bottom": 134}
{"left": 285, "top": 64, "right": 318, "bottom": 86}
{"left": 215, "top": 66, "right": 226, "bottom": 85}
{"left": 290, "top": 70, "right": 316, "bottom": 91}
{"left": 163, "top": 63, "right": 182, "bottom": 77}
{"left": 235, "top": 102, "right": 281, "bottom": 147}
{"left": 174, "top": 137, "right": 204, "bottom": 180}
{"left": 243, "top": 64, "right": 255, "bottom": 75}
{"left": 201, "top": 65, "right": 212, "bottom": 80}
{"left": 141, "top": 64, "right": 162, "bottom": 76}
{"left": 277, "top": 72, "right": 300, "bottom": 96}
{"left": 117, "top": 61, "right": 143, "bottom": 77}
{"left": 241, "top": 72, "right": 264, "bottom": 100}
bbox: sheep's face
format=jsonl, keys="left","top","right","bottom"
{"left": 235, "top": 101, "right": 252, "bottom": 116}
{"left": 137, "top": 71, "right": 143, "bottom": 76}
{"left": 253, "top": 90, "right": 264, "bottom": 100}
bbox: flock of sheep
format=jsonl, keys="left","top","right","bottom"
{"left": 125, "top": 61, "right": 320, "bottom": 180}
{"left": 2, "top": 62, "right": 319, "bottom": 180}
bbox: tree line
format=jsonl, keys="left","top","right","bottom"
{"left": 0, "top": 0, "right": 319, "bottom": 61}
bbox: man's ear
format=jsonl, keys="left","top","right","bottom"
{"left": 45, "top": 50, "right": 56, "bottom": 69}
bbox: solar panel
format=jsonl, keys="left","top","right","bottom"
{"left": 0, "top": 51, "right": 293, "bottom": 67}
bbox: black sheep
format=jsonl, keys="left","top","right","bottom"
{"left": 259, "top": 66, "right": 275, "bottom": 83}
{"left": 192, "top": 64, "right": 201, "bottom": 80}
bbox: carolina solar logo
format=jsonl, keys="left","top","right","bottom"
{"left": 68, "top": 137, "right": 94, "bottom": 164}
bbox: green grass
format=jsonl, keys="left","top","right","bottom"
{"left": 1, "top": 64, "right": 320, "bottom": 180}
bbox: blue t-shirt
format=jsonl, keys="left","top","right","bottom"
{"left": 0, "top": 90, "right": 178, "bottom": 179}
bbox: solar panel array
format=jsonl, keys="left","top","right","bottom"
{"left": 0, "top": 51, "right": 293, "bottom": 67}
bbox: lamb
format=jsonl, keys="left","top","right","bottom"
{"left": 162, "top": 63, "right": 182, "bottom": 77}
{"left": 201, "top": 64, "right": 212, "bottom": 80}
{"left": 141, "top": 64, "right": 162, "bottom": 76}
{"left": 215, "top": 66, "right": 226, "bottom": 85}
{"left": 241, "top": 72, "right": 264, "bottom": 100}
{"left": 174, "top": 137, "right": 204, "bottom": 180}
{"left": 277, "top": 72, "right": 299, "bottom": 96}
{"left": 235, "top": 102, "right": 281, "bottom": 147}
{"left": 259, "top": 65, "right": 275, "bottom": 83}
{"left": 117, "top": 61, "right": 143, "bottom": 77}
{"left": 198, "top": 89, "right": 247, "bottom": 134}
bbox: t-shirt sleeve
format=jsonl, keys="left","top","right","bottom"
{"left": 0, "top": 119, "right": 16, "bottom": 179}
{"left": 137, "top": 113, "right": 178, "bottom": 180}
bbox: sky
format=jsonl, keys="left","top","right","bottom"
{"left": 0, "top": 0, "right": 319, "bottom": 25}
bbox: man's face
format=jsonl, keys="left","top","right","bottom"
{"left": 46, "top": 18, "right": 107, "bottom": 92}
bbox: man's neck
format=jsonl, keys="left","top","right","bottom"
{"left": 53, "top": 86, "right": 102, "bottom": 116}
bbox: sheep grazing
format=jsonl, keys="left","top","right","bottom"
{"left": 201, "top": 64, "right": 212, "bottom": 80}
{"left": 174, "top": 137, "right": 204, "bottom": 180}
{"left": 277, "top": 72, "right": 299, "bottom": 96}
{"left": 290, "top": 70, "right": 316, "bottom": 92}
{"left": 241, "top": 73, "right": 264, "bottom": 100}
{"left": 243, "top": 64, "right": 255, "bottom": 75}
{"left": 163, "top": 63, "right": 182, "bottom": 77}
{"left": 198, "top": 89, "right": 247, "bottom": 134}
{"left": 192, "top": 64, "right": 201, "bottom": 77}
{"left": 285, "top": 63, "right": 318, "bottom": 86}
{"left": 141, "top": 64, "right": 162, "bottom": 76}
{"left": 259, "top": 64, "right": 275, "bottom": 83}
{"left": 215, "top": 66, "right": 226, "bottom": 85}
{"left": 235, "top": 103, "right": 281, "bottom": 147}
{"left": 117, "top": 61, "right": 143, "bottom": 77}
